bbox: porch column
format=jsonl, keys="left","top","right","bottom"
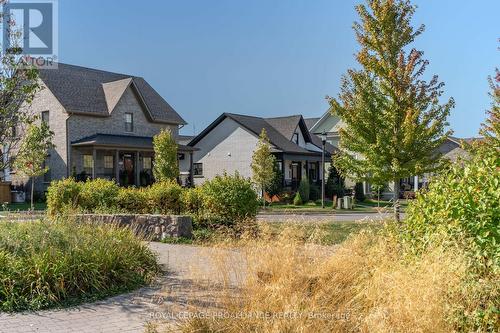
{"left": 281, "top": 159, "right": 285, "bottom": 187}
{"left": 135, "top": 151, "right": 140, "bottom": 186}
{"left": 305, "top": 161, "right": 308, "bottom": 181}
{"left": 189, "top": 151, "right": 194, "bottom": 186}
{"left": 114, "top": 150, "right": 120, "bottom": 184}
{"left": 92, "top": 148, "right": 97, "bottom": 179}
{"left": 414, "top": 175, "right": 419, "bottom": 191}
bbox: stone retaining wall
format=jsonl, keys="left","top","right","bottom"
{"left": 76, "top": 214, "right": 192, "bottom": 240}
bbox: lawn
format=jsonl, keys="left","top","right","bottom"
{"left": 1, "top": 202, "right": 47, "bottom": 211}
{"left": 262, "top": 200, "right": 377, "bottom": 213}
{"left": 358, "top": 199, "right": 409, "bottom": 208}
{"left": 163, "top": 221, "right": 383, "bottom": 246}
{"left": 263, "top": 221, "right": 383, "bottom": 245}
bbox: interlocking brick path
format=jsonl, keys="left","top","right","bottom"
{"left": 0, "top": 243, "right": 239, "bottom": 333}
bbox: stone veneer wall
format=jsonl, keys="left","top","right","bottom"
{"left": 76, "top": 214, "right": 192, "bottom": 240}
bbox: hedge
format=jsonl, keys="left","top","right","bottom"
{"left": 47, "top": 173, "right": 259, "bottom": 227}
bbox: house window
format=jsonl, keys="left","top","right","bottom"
{"left": 125, "top": 113, "right": 133, "bottom": 132}
{"left": 104, "top": 155, "right": 114, "bottom": 169}
{"left": 193, "top": 163, "right": 203, "bottom": 176}
{"left": 41, "top": 111, "right": 49, "bottom": 124}
{"left": 309, "top": 163, "right": 318, "bottom": 182}
{"left": 143, "top": 157, "right": 152, "bottom": 170}
{"left": 292, "top": 132, "right": 299, "bottom": 144}
{"left": 83, "top": 154, "right": 93, "bottom": 176}
{"left": 43, "top": 157, "right": 51, "bottom": 183}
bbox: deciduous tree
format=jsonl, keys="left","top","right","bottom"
{"left": 0, "top": 4, "right": 41, "bottom": 175}
{"left": 153, "top": 129, "right": 179, "bottom": 182}
{"left": 13, "top": 121, "right": 54, "bottom": 209}
{"left": 329, "top": 0, "right": 454, "bottom": 222}
{"left": 251, "top": 129, "right": 276, "bottom": 208}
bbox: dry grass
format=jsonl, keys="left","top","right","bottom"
{"left": 172, "top": 224, "right": 496, "bottom": 333}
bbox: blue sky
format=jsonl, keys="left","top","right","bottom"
{"left": 58, "top": 0, "right": 499, "bottom": 137}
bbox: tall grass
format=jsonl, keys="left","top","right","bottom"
{"left": 0, "top": 218, "right": 160, "bottom": 312}
{"left": 178, "top": 225, "right": 499, "bottom": 332}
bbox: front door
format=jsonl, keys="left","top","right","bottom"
{"left": 119, "top": 153, "right": 135, "bottom": 186}
{"left": 291, "top": 162, "right": 301, "bottom": 189}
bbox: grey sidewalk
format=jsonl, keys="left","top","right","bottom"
{"left": 0, "top": 243, "right": 237, "bottom": 333}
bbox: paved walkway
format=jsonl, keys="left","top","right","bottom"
{"left": 0, "top": 243, "right": 242, "bottom": 333}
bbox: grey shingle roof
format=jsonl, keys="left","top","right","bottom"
{"left": 71, "top": 133, "right": 196, "bottom": 151}
{"left": 177, "top": 135, "right": 194, "bottom": 145}
{"left": 189, "top": 113, "right": 337, "bottom": 156}
{"left": 304, "top": 117, "right": 320, "bottom": 130}
{"left": 39, "top": 63, "right": 186, "bottom": 125}
{"left": 265, "top": 115, "right": 303, "bottom": 140}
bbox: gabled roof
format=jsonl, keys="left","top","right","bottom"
{"left": 265, "top": 115, "right": 312, "bottom": 142}
{"left": 189, "top": 113, "right": 337, "bottom": 155}
{"left": 304, "top": 117, "right": 320, "bottom": 130}
{"left": 102, "top": 78, "right": 132, "bottom": 113}
{"left": 38, "top": 63, "right": 186, "bottom": 125}
{"left": 309, "top": 108, "right": 331, "bottom": 133}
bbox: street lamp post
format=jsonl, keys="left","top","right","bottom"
{"left": 320, "top": 131, "right": 327, "bottom": 209}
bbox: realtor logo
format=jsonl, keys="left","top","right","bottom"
{"left": 2, "top": 0, "right": 58, "bottom": 67}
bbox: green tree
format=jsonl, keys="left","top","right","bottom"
{"left": 0, "top": 7, "right": 41, "bottom": 174}
{"left": 329, "top": 0, "right": 454, "bottom": 222}
{"left": 14, "top": 122, "right": 54, "bottom": 209}
{"left": 153, "top": 129, "right": 179, "bottom": 182}
{"left": 251, "top": 129, "right": 276, "bottom": 208}
{"left": 265, "top": 161, "right": 283, "bottom": 197}
{"left": 480, "top": 56, "right": 499, "bottom": 149}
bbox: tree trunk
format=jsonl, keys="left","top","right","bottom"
{"left": 30, "top": 177, "right": 35, "bottom": 211}
{"left": 393, "top": 179, "right": 400, "bottom": 223}
{"left": 262, "top": 186, "right": 266, "bottom": 210}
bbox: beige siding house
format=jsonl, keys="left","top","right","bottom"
{"left": 7, "top": 63, "right": 194, "bottom": 192}
{"left": 308, "top": 108, "right": 473, "bottom": 198}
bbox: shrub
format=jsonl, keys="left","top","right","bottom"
{"left": 354, "top": 182, "right": 365, "bottom": 202}
{"left": 293, "top": 192, "right": 303, "bottom": 205}
{"left": 46, "top": 178, "right": 82, "bottom": 216}
{"left": 325, "top": 165, "right": 345, "bottom": 198}
{"left": 403, "top": 147, "right": 500, "bottom": 272}
{"left": 0, "top": 218, "right": 159, "bottom": 311}
{"left": 117, "top": 187, "right": 149, "bottom": 214}
{"left": 148, "top": 180, "right": 183, "bottom": 214}
{"left": 79, "top": 178, "right": 120, "bottom": 212}
{"left": 200, "top": 172, "right": 258, "bottom": 226}
{"left": 181, "top": 187, "right": 203, "bottom": 215}
{"left": 298, "top": 179, "right": 310, "bottom": 202}
{"left": 309, "top": 184, "right": 320, "bottom": 201}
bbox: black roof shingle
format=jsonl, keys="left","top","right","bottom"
{"left": 39, "top": 63, "right": 186, "bottom": 125}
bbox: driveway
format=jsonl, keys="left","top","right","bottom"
{"left": 0, "top": 243, "right": 242, "bottom": 333}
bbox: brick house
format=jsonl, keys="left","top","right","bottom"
{"left": 5, "top": 63, "right": 195, "bottom": 193}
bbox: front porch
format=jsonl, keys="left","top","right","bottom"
{"left": 70, "top": 134, "right": 196, "bottom": 187}
{"left": 275, "top": 153, "right": 327, "bottom": 190}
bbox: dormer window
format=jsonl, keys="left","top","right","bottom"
{"left": 292, "top": 132, "right": 299, "bottom": 144}
{"left": 125, "top": 113, "right": 133, "bottom": 132}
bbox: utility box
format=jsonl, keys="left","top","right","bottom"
{"left": 337, "top": 198, "right": 343, "bottom": 209}
{"left": 343, "top": 196, "right": 352, "bottom": 210}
